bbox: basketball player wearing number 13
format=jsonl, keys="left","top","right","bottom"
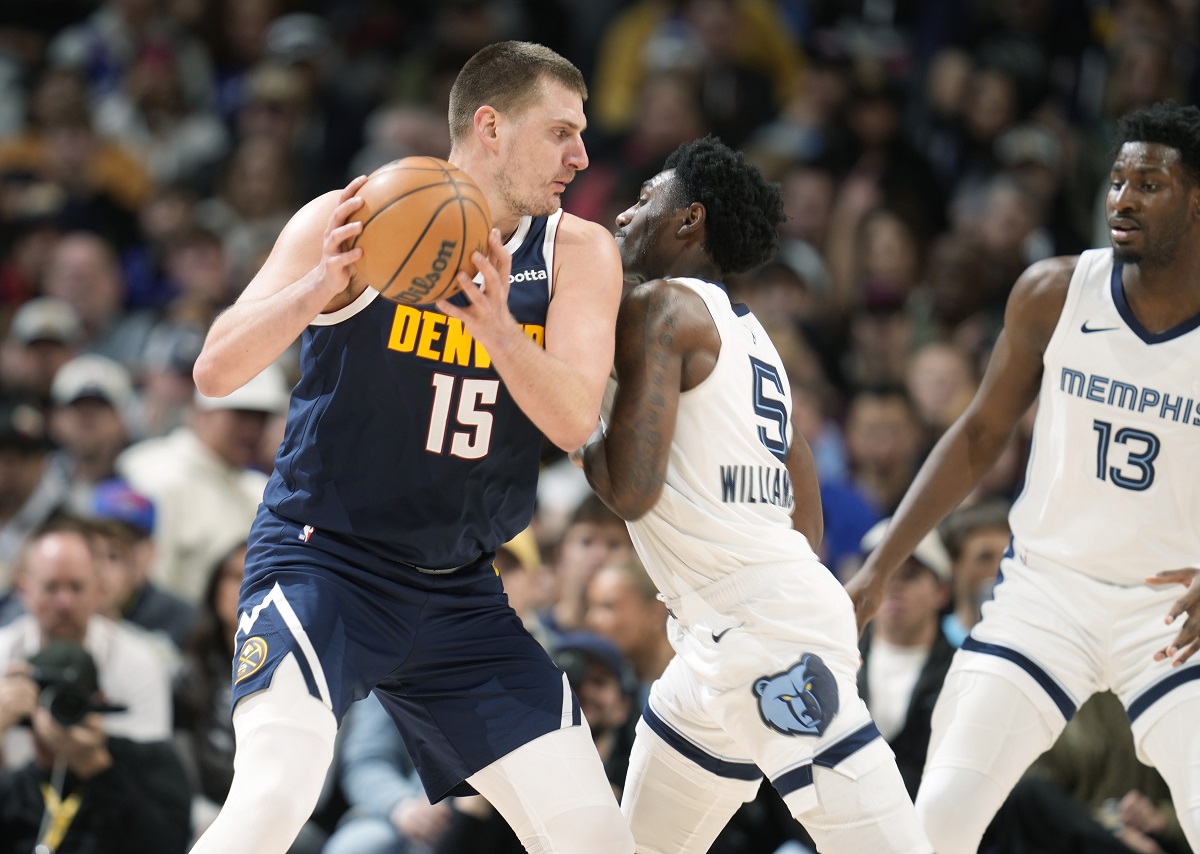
{"left": 189, "top": 42, "right": 632, "bottom": 854}
{"left": 848, "top": 101, "right": 1200, "bottom": 853}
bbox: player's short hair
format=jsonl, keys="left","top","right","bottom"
{"left": 1114, "top": 100, "right": 1200, "bottom": 186}
{"left": 448, "top": 41, "right": 587, "bottom": 147}
{"left": 663, "top": 137, "right": 785, "bottom": 276}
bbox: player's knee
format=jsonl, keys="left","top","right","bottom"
{"left": 532, "top": 803, "right": 634, "bottom": 854}
{"left": 916, "top": 768, "right": 995, "bottom": 854}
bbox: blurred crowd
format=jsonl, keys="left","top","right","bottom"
{"left": 0, "top": 0, "right": 1197, "bottom": 852}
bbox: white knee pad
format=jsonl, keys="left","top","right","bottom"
{"left": 799, "top": 759, "right": 931, "bottom": 854}
{"left": 190, "top": 654, "right": 337, "bottom": 854}
{"left": 621, "top": 717, "right": 759, "bottom": 854}
{"left": 916, "top": 668, "right": 1062, "bottom": 854}
{"left": 467, "top": 725, "right": 633, "bottom": 854}
{"left": 1134, "top": 693, "right": 1200, "bottom": 853}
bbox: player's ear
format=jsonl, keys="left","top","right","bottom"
{"left": 676, "top": 202, "right": 705, "bottom": 240}
{"left": 474, "top": 106, "right": 500, "bottom": 150}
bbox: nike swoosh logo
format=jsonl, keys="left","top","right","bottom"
{"left": 1081, "top": 321, "right": 1120, "bottom": 334}
{"left": 712, "top": 624, "right": 744, "bottom": 643}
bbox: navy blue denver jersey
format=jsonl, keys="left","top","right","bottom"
{"left": 264, "top": 211, "right": 560, "bottom": 569}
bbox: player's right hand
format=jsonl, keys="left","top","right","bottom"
{"left": 845, "top": 560, "right": 886, "bottom": 637}
{"left": 318, "top": 175, "right": 368, "bottom": 305}
{"left": 1146, "top": 568, "right": 1200, "bottom": 666}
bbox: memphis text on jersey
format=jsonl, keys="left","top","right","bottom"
{"left": 386, "top": 305, "right": 545, "bottom": 367}
{"left": 720, "top": 463, "right": 795, "bottom": 509}
{"left": 1060, "top": 367, "right": 1200, "bottom": 426}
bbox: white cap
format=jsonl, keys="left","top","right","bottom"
{"left": 194, "top": 363, "right": 290, "bottom": 415}
{"left": 10, "top": 297, "right": 82, "bottom": 345}
{"left": 51, "top": 354, "right": 134, "bottom": 410}
{"left": 860, "top": 518, "right": 952, "bottom": 582}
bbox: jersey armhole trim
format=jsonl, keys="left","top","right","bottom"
{"left": 311, "top": 286, "right": 380, "bottom": 326}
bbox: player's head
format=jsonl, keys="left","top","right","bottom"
{"left": 1108, "top": 100, "right": 1200, "bottom": 266}
{"left": 614, "top": 136, "right": 784, "bottom": 282}
{"left": 449, "top": 41, "right": 588, "bottom": 218}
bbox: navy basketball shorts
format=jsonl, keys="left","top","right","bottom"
{"left": 232, "top": 507, "right": 579, "bottom": 802}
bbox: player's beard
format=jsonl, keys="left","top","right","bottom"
{"left": 495, "top": 167, "right": 559, "bottom": 219}
{"left": 1112, "top": 213, "right": 1189, "bottom": 268}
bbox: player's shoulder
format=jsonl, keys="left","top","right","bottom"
{"left": 554, "top": 212, "right": 619, "bottom": 263}
{"left": 1012, "top": 255, "right": 1079, "bottom": 302}
{"left": 550, "top": 212, "right": 621, "bottom": 299}
{"left": 1005, "top": 254, "right": 1081, "bottom": 348}
{"left": 621, "top": 278, "right": 715, "bottom": 339}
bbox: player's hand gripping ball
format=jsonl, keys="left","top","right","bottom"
{"left": 348, "top": 157, "right": 493, "bottom": 305}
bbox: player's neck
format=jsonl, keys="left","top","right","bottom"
{"left": 1120, "top": 255, "right": 1200, "bottom": 331}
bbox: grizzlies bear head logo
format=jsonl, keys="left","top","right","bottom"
{"left": 753, "top": 653, "right": 839, "bottom": 736}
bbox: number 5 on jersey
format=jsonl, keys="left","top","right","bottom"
{"left": 426, "top": 373, "right": 499, "bottom": 459}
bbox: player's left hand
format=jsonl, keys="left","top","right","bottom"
{"left": 437, "top": 228, "right": 515, "bottom": 348}
{"left": 1146, "top": 568, "right": 1200, "bottom": 666}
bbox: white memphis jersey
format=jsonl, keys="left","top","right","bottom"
{"left": 1009, "top": 248, "right": 1200, "bottom": 585}
{"left": 626, "top": 277, "right": 819, "bottom": 600}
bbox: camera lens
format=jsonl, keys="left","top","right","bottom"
{"left": 40, "top": 684, "right": 91, "bottom": 727}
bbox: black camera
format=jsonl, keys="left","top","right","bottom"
{"left": 24, "top": 643, "right": 126, "bottom": 728}
{"left": 30, "top": 669, "right": 99, "bottom": 727}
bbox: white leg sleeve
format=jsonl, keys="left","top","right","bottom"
{"left": 1135, "top": 694, "right": 1200, "bottom": 853}
{"left": 189, "top": 653, "right": 337, "bottom": 854}
{"left": 801, "top": 760, "right": 931, "bottom": 854}
{"left": 915, "top": 668, "right": 1063, "bottom": 854}
{"left": 620, "top": 717, "right": 759, "bottom": 854}
{"left": 466, "top": 724, "right": 634, "bottom": 854}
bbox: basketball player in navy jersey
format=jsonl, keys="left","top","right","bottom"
{"left": 579, "top": 137, "right": 930, "bottom": 852}
{"left": 189, "top": 43, "right": 632, "bottom": 853}
{"left": 848, "top": 101, "right": 1200, "bottom": 853}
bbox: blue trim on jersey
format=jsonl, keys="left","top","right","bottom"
{"left": 961, "top": 637, "right": 1077, "bottom": 720}
{"left": 813, "top": 722, "right": 882, "bottom": 768}
{"left": 1127, "top": 666, "right": 1200, "bottom": 723}
{"left": 1112, "top": 262, "right": 1200, "bottom": 344}
{"left": 642, "top": 706, "right": 762, "bottom": 781}
{"left": 772, "top": 764, "right": 813, "bottom": 796}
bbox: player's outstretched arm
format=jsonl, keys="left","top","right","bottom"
{"left": 440, "top": 215, "right": 622, "bottom": 451}
{"left": 845, "top": 256, "right": 1076, "bottom": 633}
{"left": 583, "top": 280, "right": 701, "bottom": 520}
{"left": 194, "top": 176, "right": 368, "bottom": 397}
{"left": 1147, "top": 568, "right": 1200, "bottom": 666}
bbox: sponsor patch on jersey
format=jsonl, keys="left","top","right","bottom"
{"left": 753, "top": 653, "right": 839, "bottom": 736}
{"left": 235, "top": 636, "right": 269, "bottom": 684}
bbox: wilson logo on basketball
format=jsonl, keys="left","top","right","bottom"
{"left": 410, "top": 240, "right": 458, "bottom": 299}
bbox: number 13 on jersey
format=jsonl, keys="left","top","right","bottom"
{"left": 426, "top": 373, "right": 499, "bottom": 459}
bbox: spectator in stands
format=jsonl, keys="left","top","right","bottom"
{"left": 116, "top": 362, "right": 288, "bottom": 603}
{"left": 857, "top": 518, "right": 956, "bottom": 798}
{"left": 0, "top": 641, "right": 191, "bottom": 854}
{"left": 937, "top": 498, "right": 1011, "bottom": 648}
{"left": 0, "top": 297, "right": 81, "bottom": 405}
{"left": 0, "top": 518, "right": 172, "bottom": 773}
{"left": 47, "top": 354, "right": 133, "bottom": 516}
{"left": 87, "top": 478, "right": 196, "bottom": 651}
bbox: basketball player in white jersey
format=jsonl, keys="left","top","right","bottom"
{"left": 579, "top": 137, "right": 930, "bottom": 853}
{"left": 848, "top": 100, "right": 1200, "bottom": 853}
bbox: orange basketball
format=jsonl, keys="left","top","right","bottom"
{"left": 348, "top": 157, "right": 492, "bottom": 305}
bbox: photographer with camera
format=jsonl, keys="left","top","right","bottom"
{"left": 0, "top": 518, "right": 171, "bottom": 773}
{"left": 0, "top": 641, "right": 191, "bottom": 853}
